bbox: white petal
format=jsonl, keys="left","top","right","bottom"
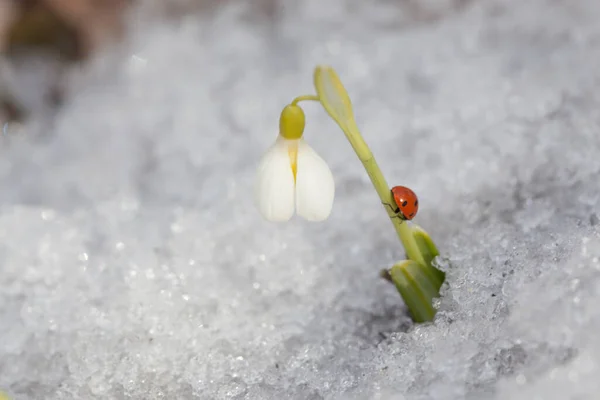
{"left": 295, "top": 140, "right": 335, "bottom": 221}
{"left": 255, "top": 136, "right": 296, "bottom": 222}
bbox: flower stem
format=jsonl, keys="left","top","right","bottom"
{"left": 291, "top": 95, "right": 320, "bottom": 106}
{"left": 312, "top": 66, "right": 426, "bottom": 266}
{"left": 344, "top": 125, "right": 426, "bottom": 266}
{"left": 288, "top": 76, "right": 428, "bottom": 267}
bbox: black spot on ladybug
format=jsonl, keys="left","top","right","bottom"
{"left": 409, "top": 213, "right": 414, "bottom": 217}
{"left": 414, "top": 200, "right": 418, "bottom": 206}
{"left": 402, "top": 200, "right": 408, "bottom": 207}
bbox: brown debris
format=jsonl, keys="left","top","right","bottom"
{"left": 1, "top": 0, "right": 130, "bottom": 60}
{"left": 0, "top": 0, "right": 131, "bottom": 126}
{"left": 43, "top": 0, "right": 129, "bottom": 57}
{"left": 0, "top": 0, "right": 17, "bottom": 52}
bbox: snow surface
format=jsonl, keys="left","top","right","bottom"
{"left": 1, "top": 0, "right": 600, "bottom": 399}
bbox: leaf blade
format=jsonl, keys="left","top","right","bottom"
{"left": 389, "top": 260, "right": 440, "bottom": 322}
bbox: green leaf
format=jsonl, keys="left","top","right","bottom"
{"left": 410, "top": 223, "right": 445, "bottom": 286}
{"left": 389, "top": 260, "right": 441, "bottom": 322}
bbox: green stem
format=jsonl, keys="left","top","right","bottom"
{"left": 291, "top": 95, "right": 320, "bottom": 106}
{"left": 343, "top": 124, "right": 426, "bottom": 266}
{"left": 310, "top": 65, "right": 443, "bottom": 323}
{"left": 290, "top": 90, "right": 426, "bottom": 266}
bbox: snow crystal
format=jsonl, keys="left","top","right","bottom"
{"left": 1, "top": 0, "right": 600, "bottom": 399}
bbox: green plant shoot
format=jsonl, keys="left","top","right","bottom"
{"left": 307, "top": 65, "right": 446, "bottom": 322}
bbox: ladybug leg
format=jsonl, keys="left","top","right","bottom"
{"left": 394, "top": 213, "right": 407, "bottom": 221}
{"left": 382, "top": 201, "right": 407, "bottom": 221}
{"left": 382, "top": 201, "right": 399, "bottom": 214}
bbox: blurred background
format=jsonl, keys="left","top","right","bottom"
{"left": 1, "top": 1, "right": 600, "bottom": 399}
{"left": 0, "top": 0, "right": 471, "bottom": 133}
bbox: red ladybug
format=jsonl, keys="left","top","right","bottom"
{"left": 391, "top": 186, "right": 419, "bottom": 220}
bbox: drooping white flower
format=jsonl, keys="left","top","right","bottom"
{"left": 255, "top": 105, "right": 335, "bottom": 222}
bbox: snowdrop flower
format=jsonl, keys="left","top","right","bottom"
{"left": 255, "top": 104, "right": 335, "bottom": 222}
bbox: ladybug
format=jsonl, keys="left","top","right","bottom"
{"left": 391, "top": 186, "right": 419, "bottom": 220}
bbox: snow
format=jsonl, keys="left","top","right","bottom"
{"left": 1, "top": 0, "right": 600, "bottom": 399}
